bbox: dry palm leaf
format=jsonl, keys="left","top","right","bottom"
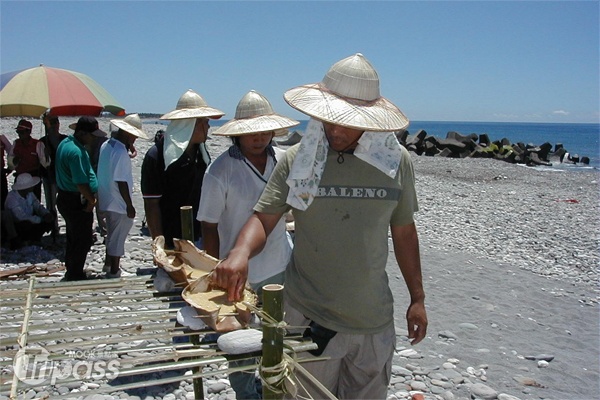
{"left": 182, "top": 273, "right": 257, "bottom": 332}
{"left": 152, "top": 236, "right": 217, "bottom": 285}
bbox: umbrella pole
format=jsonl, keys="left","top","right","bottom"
{"left": 180, "top": 205, "right": 204, "bottom": 399}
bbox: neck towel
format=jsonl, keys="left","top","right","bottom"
{"left": 163, "top": 119, "right": 196, "bottom": 170}
{"left": 286, "top": 119, "right": 403, "bottom": 210}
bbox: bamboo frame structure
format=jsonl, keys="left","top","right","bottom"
{"left": 0, "top": 276, "right": 332, "bottom": 399}
{"left": 0, "top": 275, "right": 239, "bottom": 398}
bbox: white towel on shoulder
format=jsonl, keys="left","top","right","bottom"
{"left": 286, "top": 119, "right": 403, "bottom": 210}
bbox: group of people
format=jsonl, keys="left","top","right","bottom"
{"left": 2, "top": 53, "right": 428, "bottom": 399}
{"left": 145, "top": 53, "right": 428, "bottom": 399}
{"left": 1, "top": 115, "right": 58, "bottom": 249}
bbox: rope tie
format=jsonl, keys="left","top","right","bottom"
{"left": 259, "top": 353, "right": 298, "bottom": 396}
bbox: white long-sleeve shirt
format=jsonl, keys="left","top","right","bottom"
{"left": 5, "top": 190, "right": 50, "bottom": 224}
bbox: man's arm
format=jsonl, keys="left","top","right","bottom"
{"left": 201, "top": 221, "right": 220, "bottom": 258}
{"left": 212, "top": 211, "right": 283, "bottom": 301}
{"left": 117, "top": 181, "right": 135, "bottom": 219}
{"left": 143, "top": 198, "right": 163, "bottom": 239}
{"left": 76, "top": 183, "right": 96, "bottom": 213}
{"left": 37, "top": 142, "right": 51, "bottom": 168}
{"left": 391, "top": 222, "right": 427, "bottom": 345}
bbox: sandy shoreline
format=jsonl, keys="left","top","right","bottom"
{"left": 0, "top": 116, "right": 598, "bottom": 399}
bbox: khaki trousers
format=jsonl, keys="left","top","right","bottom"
{"left": 284, "top": 304, "right": 395, "bottom": 399}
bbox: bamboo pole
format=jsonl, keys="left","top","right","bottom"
{"left": 262, "top": 283, "right": 285, "bottom": 399}
{"left": 180, "top": 205, "right": 204, "bottom": 399}
{"left": 9, "top": 277, "right": 35, "bottom": 399}
{"left": 180, "top": 205, "right": 194, "bottom": 244}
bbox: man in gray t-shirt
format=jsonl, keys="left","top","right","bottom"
{"left": 213, "top": 53, "right": 428, "bottom": 399}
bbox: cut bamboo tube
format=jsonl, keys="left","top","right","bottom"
{"left": 262, "top": 283, "right": 285, "bottom": 399}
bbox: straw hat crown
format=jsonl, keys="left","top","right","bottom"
{"left": 13, "top": 173, "right": 40, "bottom": 191}
{"left": 160, "top": 89, "right": 225, "bottom": 120}
{"left": 284, "top": 53, "right": 409, "bottom": 132}
{"left": 111, "top": 113, "right": 148, "bottom": 139}
{"left": 212, "top": 90, "right": 299, "bottom": 137}
{"left": 322, "top": 53, "right": 380, "bottom": 101}
{"left": 235, "top": 90, "right": 275, "bottom": 119}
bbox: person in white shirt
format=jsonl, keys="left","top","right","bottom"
{"left": 97, "top": 114, "right": 148, "bottom": 278}
{"left": 4, "top": 173, "right": 54, "bottom": 249}
{"left": 196, "top": 90, "right": 298, "bottom": 399}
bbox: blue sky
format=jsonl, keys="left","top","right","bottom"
{"left": 1, "top": 0, "right": 598, "bottom": 123}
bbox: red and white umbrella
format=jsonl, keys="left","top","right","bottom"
{"left": 0, "top": 65, "right": 126, "bottom": 117}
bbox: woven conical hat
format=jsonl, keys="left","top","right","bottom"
{"left": 212, "top": 90, "right": 299, "bottom": 136}
{"left": 160, "top": 89, "right": 225, "bottom": 120}
{"left": 284, "top": 53, "right": 409, "bottom": 132}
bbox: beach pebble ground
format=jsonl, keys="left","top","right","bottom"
{"left": 1, "top": 117, "right": 598, "bottom": 400}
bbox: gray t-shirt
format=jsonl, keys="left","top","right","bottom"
{"left": 255, "top": 144, "right": 418, "bottom": 334}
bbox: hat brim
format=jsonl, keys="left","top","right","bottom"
{"left": 160, "top": 107, "right": 225, "bottom": 120}
{"left": 212, "top": 115, "right": 299, "bottom": 137}
{"left": 284, "top": 83, "right": 409, "bottom": 132}
{"left": 13, "top": 176, "right": 41, "bottom": 190}
{"left": 68, "top": 122, "right": 108, "bottom": 138}
{"left": 111, "top": 119, "right": 149, "bottom": 140}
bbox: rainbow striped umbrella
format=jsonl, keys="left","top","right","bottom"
{"left": 0, "top": 65, "right": 125, "bottom": 117}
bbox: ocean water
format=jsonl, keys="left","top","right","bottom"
{"left": 285, "top": 120, "right": 600, "bottom": 170}
{"left": 154, "top": 118, "right": 600, "bottom": 170}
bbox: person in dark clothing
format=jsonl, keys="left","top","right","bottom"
{"left": 141, "top": 89, "right": 224, "bottom": 249}
{"left": 55, "top": 116, "right": 105, "bottom": 281}
{"left": 39, "top": 114, "right": 68, "bottom": 238}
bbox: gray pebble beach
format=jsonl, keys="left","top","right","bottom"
{"left": 1, "top": 117, "right": 598, "bottom": 400}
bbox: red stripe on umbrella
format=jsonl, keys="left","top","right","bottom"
{"left": 45, "top": 67, "right": 104, "bottom": 116}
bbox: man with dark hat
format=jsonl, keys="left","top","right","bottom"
{"left": 213, "top": 53, "right": 428, "bottom": 398}
{"left": 55, "top": 116, "right": 104, "bottom": 281}
{"left": 8, "top": 119, "right": 50, "bottom": 201}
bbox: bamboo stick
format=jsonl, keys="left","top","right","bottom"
{"left": 9, "top": 277, "right": 35, "bottom": 399}
{"left": 179, "top": 204, "right": 204, "bottom": 399}
{"left": 262, "top": 283, "right": 285, "bottom": 399}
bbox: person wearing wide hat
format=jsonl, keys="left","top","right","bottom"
{"left": 96, "top": 114, "right": 148, "bottom": 279}
{"left": 212, "top": 53, "right": 427, "bottom": 399}
{"left": 141, "top": 89, "right": 224, "bottom": 249}
{"left": 7, "top": 119, "right": 51, "bottom": 201}
{"left": 55, "top": 116, "right": 106, "bottom": 281}
{"left": 196, "top": 90, "right": 298, "bottom": 398}
{"left": 4, "top": 173, "right": 55, "bottom": 249}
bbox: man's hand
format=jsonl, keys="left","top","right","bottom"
{"left": 211, "top": 249, "right": 249, "bottom": 302}
{"left": 126, "top": 204, "right": 135, "bottom": 219}
{"left": 84, "top": 197, "right": 96, "bottom": 213}
{"left": 406, "top": 301, "right": 427, "bottom": 345}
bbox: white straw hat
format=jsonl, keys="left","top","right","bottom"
{"left": 212, "top": 90, "right": 299, "bottom": 137}
{"left": 160, "top": 89, "right": 225, "bottom": 120}
{"left": 13, "top": 173, "right": 41, "bottom": 190}
{"left": 111, "top": 113, "right": 149, "bottom": 139}
{"left": 283, "top": 53, "right": 409, "bottom": 132}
